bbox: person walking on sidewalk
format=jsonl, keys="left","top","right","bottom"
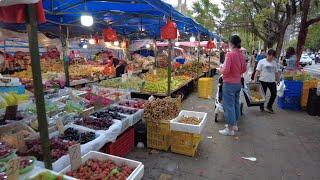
{"left": 219, "top": 35, "right": 247, "bottom": 136}
{"left": 254, "top": 49, "right": 280, "bottom": 113}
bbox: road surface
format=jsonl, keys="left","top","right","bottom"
{"left": 303, "top": 63, "right": 320, "bottom": 76}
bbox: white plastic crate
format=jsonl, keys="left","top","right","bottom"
{"left": 112, "top": 105, "right": 144, "bottom": 126}
{"left": 60, "top": 151, "right": 144, "bottom": 180}
{"left": 170, "top": 110, "right": 208, "bottom": 134}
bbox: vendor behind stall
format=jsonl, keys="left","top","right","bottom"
{"left": 113, "top": 58, "right": 127, "bottom": 77}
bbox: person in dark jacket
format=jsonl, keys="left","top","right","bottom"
{"left": 219, "top": 48, "right": 225, "bottom": 64}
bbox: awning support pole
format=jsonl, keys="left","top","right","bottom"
{"left": 167, "top": 39, "right": 172, "bottom": 96}
{"left": 60, "top": 25, "right": 70, "bottom": 87}
{"left": 26, "top": 4, "right": 52, "bottom": 169}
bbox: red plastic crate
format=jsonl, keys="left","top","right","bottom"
{"left": 104, "top": 127, "right": 135, "bottom": 157}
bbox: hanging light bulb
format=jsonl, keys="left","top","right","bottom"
{"left": 175, "top": 42, "right": 180, "bottom": 47}
{"left": 83, "top": 44, "right": 88, "bottom": 49}
{"left": 114, "top": 41, "right": 120, "bottom": 47}
{"left": 190, "top": 36, "right": 196, "bottom": 42}
{"left": 81, "top": 13, "right": 93, "bottom": 27}
{"left": 146, "top": 44, "right": 151, "bottom": 49}
{"left": 89, "top": 38, "right": 95, "bottom": 45}
{"left": 120, "top": 41, "right": 126, "bottom": 48}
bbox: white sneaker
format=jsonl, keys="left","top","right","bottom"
{"left": 225, "top": 124, "right": 239, "bottom": 131}
{"left": 219, "top": 128, "right": 235, "bottom": 136}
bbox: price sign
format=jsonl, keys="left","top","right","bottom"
{"left": 68, "top": 143, "right": 81, "bottom": 171}
{"left": 7, "top": 157, "right": 19, "bottom": 180}
{"left": 16, "top": 132, "right": 26, "bottom": 151}
{"left": 56, "top": 119, "right": 64, "bottom": 135}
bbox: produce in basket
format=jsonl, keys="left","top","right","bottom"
{"left": 143, "top": 97, "right": 179, "bottom": 123}
{"left": 118, "top": 100, "right": 145, "bottom": 109}
{"left": 18, "top": 138, "right": 77, "bottom": 161}
{"left": 66, "top": 159, "right": 134, "bottom": 180}
{"left": 179, "top": 116, "right": 201, "bottom": 125}
{"left": 91, "top": 111, "right": 126, "bottom": 120}
{"left": 0, "top": 172, "right": 6, "bottom": 180}
{"left": 19, "top": 156, "right": 36, "bottom": 174}
{"left": 0, "top": 162, "right": 6, "bottom": 173}
{"left": 108, "top": 106, "right": 137, "bottom": 115}
{"left": 61, "top": 128, "right": 96, "bottom": 144}
{"left": 0, "top": 142, "right": 14, "bottom": 160}
{"left": 30, "top": 171, "right": 63, "bottom": 180}
{"left": 74, "top": 117, "right": 114, "bottom": 130}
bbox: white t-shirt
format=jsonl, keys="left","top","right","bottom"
{"left": 256, "top": 58, "right": 279, "bottom": 82}
{"left": 0, "top": 54, "right": 4, "bottom": 65}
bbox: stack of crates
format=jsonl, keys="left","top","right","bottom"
{"left": 278, "top": 80, "right": 303, "bottom": 111}
{"left": 198, "top": 78, "right": 213, "bottom": 99}
{"left": 147, "top": 120, "right": 171, "bottom": 151}
{"left": 301, "top": 79, "right": 318, "bottom": 108}
{"left": 170, "top": 110, "right": 207, "bottom": 157}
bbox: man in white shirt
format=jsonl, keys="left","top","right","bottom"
{"left": 255, "top": 49, "right": 280, "bottom": 113}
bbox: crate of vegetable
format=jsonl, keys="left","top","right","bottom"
{"left": 60, "top": 151, "right": 144, "bottom": 180}
{"left": 244, "top": 83, "right": 266, "bottom": 104}
{"left": 170, "top": 110, "right": 207, "bottom": 134}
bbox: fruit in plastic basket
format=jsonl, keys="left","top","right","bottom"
{"left": 84, "top": 93, "right": 112, "bottom": 107}
{"left": 251, "top": 91, "right": 263, "bottom": 102}
{"left": 0, "top": 172, "right": 6, "bottom": 180}
{"left": 31, "top": 171, "right": 63, "bottom": 180}
{"left": 18, "top": 138, "right": 77, "bottom": 161}
{"left": 179, "top": 116, "right": 201, "bottom": 125}
{"left": 62, "top": 128, "right": 96, "bottom": 144}
{"left": 0, "top": 142, "right": 13, "bottom": 159}
{"left": 64, "top": 100, "right": 86, "bottom": 113}
{"left": 118, "top": 100, "right": 145, "bottom": 109}
{"left": 74, "top": 117, "right": 114, "bottom": 130}
{"left": 108, "top": 106, "right": 137, "bottom": 115}
{"left": 144, "top": 97, "right": 179, "bottom": 123}
{"left": 19, "top": 156, "right": 35, "bottom": 174}
{"left": 66, "top": 159, "right": 134, "bottom": 180}
{"left": 91, "top": 111, "right": 126, "bottom": 120}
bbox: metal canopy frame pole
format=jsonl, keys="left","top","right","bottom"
{"left": 197, "top": 33, "right": 200, "bottom": 79}
{"left": 60, "top": 25, "right": 70, "bottom": 86}
{"left": 26, "top": 4, "right": 52, "bottom": 169}
{"left": 167, "top": 39, "right": 172, "bottom": 96}
{"left": 208, "top": 49, "right": 211, "bottom": 77}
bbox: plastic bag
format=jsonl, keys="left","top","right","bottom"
{"left": 277, "top": 81, "right": 285, "bottom": 97}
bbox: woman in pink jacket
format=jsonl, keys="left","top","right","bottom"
{"left": 219, "top": 35, "right": 247, "bottom": 136}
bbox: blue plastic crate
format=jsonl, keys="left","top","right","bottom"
{"left": 0, "top": 85, "right": 25, "bottom": 94}
{"left": 277, "top": 96, "right": 301, "bottom": 111}
{"left": 176, "top": 58, "right": 186, "bottom": 64}
{"left": 284, "top": 80, "right": 302, "bottom": 97}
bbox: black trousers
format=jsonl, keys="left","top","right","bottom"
{"left": 260, "top": 81, "right": 277, "bottom": 109}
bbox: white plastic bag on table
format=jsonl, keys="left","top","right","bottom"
{"left": 102, "top": 120, "right": 122, "bottom": 142}
{"left": 277, "top": 81, "right": 285, "bottom": 97}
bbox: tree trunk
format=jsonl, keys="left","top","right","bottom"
{"left": 275, "top": 30, "right": 286, "bottom": 58}
{"left": 296, "top": 0, "right": 311, "bottom": 62}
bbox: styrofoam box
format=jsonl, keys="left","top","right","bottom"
{"left": 49, "top": 124, "right": 107, "bottom": 155}
{"left": 60, "top": 151, "right": 144, "bottom": 180}
{"left": 170, "top": 110, "right": 208, "bottom": 134}
{"left": 112, "top": 105, "right": 144, "bottom": 126}
{"left": 72, "top": 119, "right": 122, "bottom": 143}
{"left": 27, "top": 167, "right": 77, "bottom": 180}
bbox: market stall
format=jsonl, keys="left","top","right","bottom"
{"left": 0, "top": 0, "right": 220, "bottom": 179}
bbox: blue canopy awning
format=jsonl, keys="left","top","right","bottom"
{"left": 0, "top": 0, "right": 220, "bottom": 41}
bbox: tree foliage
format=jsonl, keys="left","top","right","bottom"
{"left": 189, "top": 0, "right": 221, "bottom": 32}
{"left": 305, "top": 23, "right": 320, "bottom": 51}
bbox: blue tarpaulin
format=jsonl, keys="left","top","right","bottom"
{"left": 0, "top": 0, "right": 220, "bottom": 41}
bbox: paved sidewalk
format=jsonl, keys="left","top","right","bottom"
{"left": 127, "top": 92, "right": 320, "bottom": 180}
